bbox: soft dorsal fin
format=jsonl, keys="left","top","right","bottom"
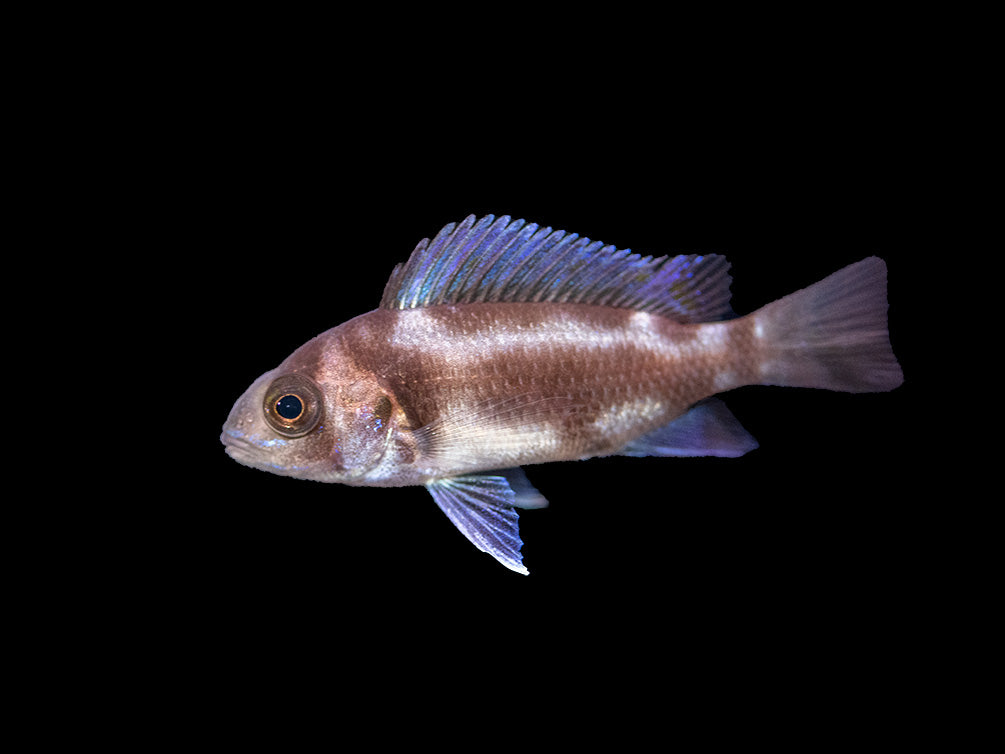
{"left": 380, "top": 215, "right": 733, "bottom": 323}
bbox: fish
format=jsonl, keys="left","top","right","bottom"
{"left": 221, "top": 214, "right": 903, "bottom": 574}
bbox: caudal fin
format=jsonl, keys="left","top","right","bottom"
{"left": 751, "top": 257, "right": 904, "bottom": 393}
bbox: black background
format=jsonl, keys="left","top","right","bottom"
{"left": 182, "top": 125, "right": 923, "bottom": 611}
{"left": 88, "top": 48, "right": 937, "bottom": 719}
{"left": 18, "top": 9, "right": 978, "bottom": 742}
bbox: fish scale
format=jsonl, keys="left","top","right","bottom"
{"left": 378, "top": 305, "right": 711, "bottom": 446}
{"left": 223, "top": 215, "right": 903, "bottom": 574}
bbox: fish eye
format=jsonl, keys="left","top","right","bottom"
{"left": 263, "top": 374, "right": 323, "bottom": 437}
{"left": 275, "top": 394, "right": 304, "bottom": 421}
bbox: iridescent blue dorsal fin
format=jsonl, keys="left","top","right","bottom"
{"left": 379, "top": 214, "right": 733, "bottom": 323}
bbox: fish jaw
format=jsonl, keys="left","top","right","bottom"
{"left": 220, "top": 369, "right": 302, "bottom": 475}
{"left": 220, "top": 425, "right": 297, "bottom": 475}
{"left": 219, "top": 368, "right": 330, "bottom": 479}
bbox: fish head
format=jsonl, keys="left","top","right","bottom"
{"left": 221, "top": 330, "right": 402, "bottom": 484}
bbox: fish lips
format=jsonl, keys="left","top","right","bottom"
{"left": 220, "top": 427, "right": 308, "bottom": 477}
{"left": 220, "top": 429, "right": 261, "bottom": 466}
{"left": 220, "top": 370, "right": 287, "bottom": 471}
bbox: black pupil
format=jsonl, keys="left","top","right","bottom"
{"left": 275, "top": 394, "right": 304, "bottom": 420}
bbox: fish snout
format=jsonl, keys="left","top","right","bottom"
{"left": 221, "top": 427, "right": 261, "bottom": 465}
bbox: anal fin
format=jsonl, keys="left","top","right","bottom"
{"left": 620, "top": 398, "right": 758, "bottom": 458}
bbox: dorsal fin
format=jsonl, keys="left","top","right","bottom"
{"left": 379, "top": 214, "right": 733, "bottom": 323}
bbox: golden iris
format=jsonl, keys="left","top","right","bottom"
{"left": 263, "top": 374, "right": 323, "bottom": 437}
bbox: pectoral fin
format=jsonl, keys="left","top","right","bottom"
{"left": 427, "top": 469, "right": 547, "bottom": 575}
{"left": 620, "top": 398, "right": 759, "bottom": 458}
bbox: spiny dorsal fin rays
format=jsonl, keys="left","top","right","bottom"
{"left": 380, "top": 214, "right": 733, "bottom": 324}
{"left": 447, "top": 216, "right": 537, "bottom": 305}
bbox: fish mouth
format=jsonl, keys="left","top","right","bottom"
{"left": 221, "top": 429, "right": 264, "bottom": 467}
{"left": 220, "top": 428, "right": 307, "bottom": 477}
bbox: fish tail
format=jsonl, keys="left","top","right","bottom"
{"left": 750, "top": 257, "right": 904, "bottom": 393}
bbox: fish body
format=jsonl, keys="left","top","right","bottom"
{"left": 222, "top": 215, "right": 903, "bottom": 573}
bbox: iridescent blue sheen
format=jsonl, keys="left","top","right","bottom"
{"left": 380, "top": 215, "right": 733, "bottom": 323}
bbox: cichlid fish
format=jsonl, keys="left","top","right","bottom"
{"left": 222, "top": 215, "right": 903, "bottom": 574}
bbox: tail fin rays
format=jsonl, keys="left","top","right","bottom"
{"left": 752, "top": 257, "right": 904, "bottom": 393}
